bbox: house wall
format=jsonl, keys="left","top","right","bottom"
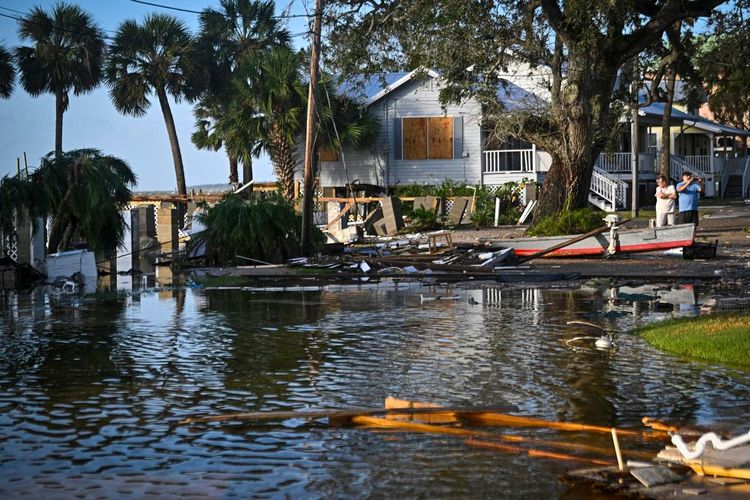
{"left": 318, "top": 75, "right": 483, "bottom": 188}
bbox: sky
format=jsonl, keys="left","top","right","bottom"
{"left": 0, "top": 0, "right": 310, "bottom": 191}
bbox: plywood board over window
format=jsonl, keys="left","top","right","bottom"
{"left": 403, "top": 117, "right": 428, "bottom": 160}
{"left": 428, "top": 117, "right": 453, "bottom": 159}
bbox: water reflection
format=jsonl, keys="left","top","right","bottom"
{"left": 1, "top": 283, "right": 748, "bottom": 498}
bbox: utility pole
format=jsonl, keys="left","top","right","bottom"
{"left": 301, "top": 0, "right": 323, "bottom": 256}
{"left": 630, "top": 82, "right": 639, "bottom": 218}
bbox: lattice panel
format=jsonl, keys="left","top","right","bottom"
{"left": 1, "top": 230, "right": 18, "bottom": 262}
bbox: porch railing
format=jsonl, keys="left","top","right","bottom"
{"left": 596, "top": 152, "right": 656, "bottom": 173}
{"left": 590, "top": 167, "right": 628, "bottom": 211}
{"left": 483, "top": 149, "right": 535, "bottom": 173}
{"left": 726, "top": 157, "right": 748, "bottom": 176}
{"left": 675, "top": 155, "right": 713, "bottom": 174}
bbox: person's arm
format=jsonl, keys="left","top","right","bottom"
{"left": 676, "top": 180, "right": 690, "bottom": 193}
{"left": 668, "top": 186, "right": 677, "bottom": 199}
{"left": 695, "top": 177, "right": 705, "bottom": 193}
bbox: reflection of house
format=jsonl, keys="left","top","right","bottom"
{"left": 320, "top": 68, "right": 553, "bottom": 192}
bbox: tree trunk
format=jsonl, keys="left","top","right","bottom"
{"left": 659, "top": 69, "right": 677, "bottom": 178}
{"left": 242, "top": 157, "right": 253, "bottom": 185}
{"left": 55, "top": 90, "right": 64, "bottom": 159}
{"left": 269, "top": 125, "right": 297, "bottom": 200}
{"left": 228, "top": 154, "right": 239, "bottom": 185}
{"left": 156, "top": 87, "right": 188, "bottom": 195}
{"left": 532, "top": 51, "right": 617, "bottom": 223}
{"left": 47, "top": 156, "right": 81, "bottom": 253}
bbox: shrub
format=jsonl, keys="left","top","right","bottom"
{"left": 405, "top": 208, "right": 441, "bottom": 232}
{"left": 193, "top": 194, "right": 324, "bottom": 264}
{"left": 527, "top": 207, "right": 605, "bottom": 236}
{"left": 470, "top": 182, "right": 524, "bottom": 228}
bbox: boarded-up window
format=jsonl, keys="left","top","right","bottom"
{"left": 403, "top": 117, "right": 428, "bottom": 160}
{"left": 401, "top": 117, "right": 454, "bottom": 160}
{"left": 428, "top": 117, "right": 453, "bottom": 159}
{"left": 318, "top": 146, "right": 339, "bottom": 162}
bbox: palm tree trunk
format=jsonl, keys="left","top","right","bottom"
{"left": 242, "top": 157, "right": 253, "bottom": 185}
{"left": 228, "top": 154, "right": 239, "bottom": 185}
{"left": 55, "top": 90, "right": 64, "bottom": 159}
{"left": 156, "top": 87, "right": 187, "bottom": 195}
{"left": 269, "top": 125, "right": 297, "bottom": 200}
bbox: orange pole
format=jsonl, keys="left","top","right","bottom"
{"left": 466, "top": 438, "right": 615, "bottom": 466}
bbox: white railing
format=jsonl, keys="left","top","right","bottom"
{"left": 675, "top": 155, "right": 713, "bottom": 174}
{"left": 669, "top": 155, "right": 691, "bottom": 181}
{"left": 596, "top": 152, "right": 656, "bottom": 173}
{"left": 743, "top": 157, "right": 750, "bottom": 198}
{"left": 483, "top": 149, "right": 535, "bottom": 173}
{"left": 591, "top": 167, "right": 628, "bottom": 211}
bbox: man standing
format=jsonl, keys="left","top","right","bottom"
{"left": 676, "top": 172, "right": 704, "bottom": 225}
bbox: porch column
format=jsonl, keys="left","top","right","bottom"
{"left": 531, "top": 143, "right": 537, "bottom": 173}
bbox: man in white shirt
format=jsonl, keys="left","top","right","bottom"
{"left": 655, "top": 174, "right": 676, "bottom": 227}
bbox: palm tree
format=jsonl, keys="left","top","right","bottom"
{"left": 106, "top": 14, "right": 196, "bottom": 195}
{"left": 0, "top": 149, "right": 136, "bottom": 256}
{"left": 0, "top": 44, "right": 15, "bottom": 98}
{"left": 193, "top": 0, "right": 290, "bottom": 184}
{"left": 14, "top": 3, "right": 104, "bottom": 157}
{"left": 239, "top": 47, "right": 306, "bottom": 200}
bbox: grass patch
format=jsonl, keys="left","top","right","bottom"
{"left": 635, "top": 312, "right": 750, "bottom": 368}
{"left": 527, "top": 208, "right": 605, "bottom": 236}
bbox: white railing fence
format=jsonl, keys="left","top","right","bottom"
{"left": 726, "top": 157, "right": 748, "bottom": 176}
{"left": 590, "top": 167, "right": 628, "bottom": 211}
{"left": 483, "top": 149, "right": 535, "bottom": 173}
{"left": 596, "top": 153, "right": 656, "bottom": 173}
{"left": 674, "top": 155, "right": 713, "bottom": 174}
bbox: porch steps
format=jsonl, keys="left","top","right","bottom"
{"left": 588, "top": 193, "right": 614, "bottom": 212}
{"left": 724, "top": 175, "right": 744, "bottom": 198}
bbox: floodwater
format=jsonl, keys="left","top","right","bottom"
{"left": 1, "top": 281, "right": 749, "bottom": 498}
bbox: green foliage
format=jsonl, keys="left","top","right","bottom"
{"left": 636, "top": 311, "right": 750, "bottom": 368}
{"left": 526, "top": 208, "right": 605, "bottom": 236}
{"left": 470, "top": 182, "right": 523, "bottom": 227}
{"left": 0, "top": 44, "right": 14, "bottom": 98}
{"left": 194, "top": 194, "right": 324, "bottom": 264}
{"left": 0, "top": 149, "right": 136, "bottom": 256}
{"left": 405, "top": 208, "right": 441, "bottom": 232}
{"left": 391, "top": 183, "right": 434, "bottom": 197}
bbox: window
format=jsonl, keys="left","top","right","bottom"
{"left": 401, "top": 117, "right": 454, "bottom": 160}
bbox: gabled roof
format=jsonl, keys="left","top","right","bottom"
{"left": 340, "top": 68, "right": 547, "bottom": 109}
{"left": 338, "top": 69, "right": 441, "bottom": 106}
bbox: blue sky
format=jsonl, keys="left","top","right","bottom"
{"left": 0, "top": 0, "right": 309, "bottom": 191}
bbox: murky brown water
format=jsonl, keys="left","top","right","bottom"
{"left": 1, "top": 282, "right": 749, "bottom": 498}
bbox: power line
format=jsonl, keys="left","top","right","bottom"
{"left": 0, "top": 9, "right": 118, "bottom": 37}
{"left": 129, "top": 0, "right": 315, "bottom": 19}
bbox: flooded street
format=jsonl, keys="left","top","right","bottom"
{"left": 1, "top": 283, "right": 749, "bottom": 498}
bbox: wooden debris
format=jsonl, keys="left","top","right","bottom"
{"left": 630, "top": 465, "right": 682, "bottom": 487}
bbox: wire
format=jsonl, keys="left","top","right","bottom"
{"left": 129, "top": 0, "right": 315, "bottom": 19}
{"left": 0, "top": 11, "right": 117, "bottom": 40}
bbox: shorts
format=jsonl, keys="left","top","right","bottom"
{"left": 677, "top": 210, "right": 699, "bottom": 225}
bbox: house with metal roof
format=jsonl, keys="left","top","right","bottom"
{"left": 317, "top": 67, "right": 553, "bottom": 194}
{"left": 317, "top": 68, "right": 750, "bottom": 212}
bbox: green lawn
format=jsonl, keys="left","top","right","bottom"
{"left": 635, "top": 312, "right": 750, "bottom": 368}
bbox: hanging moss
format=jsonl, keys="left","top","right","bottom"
{"left": 193, "top": 194, "right": 325, "bottom": 264}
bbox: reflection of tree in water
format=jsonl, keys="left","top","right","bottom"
{"left": 33, "top": 294, "right": 127, "bottom": 403}
{"left": 204, "top": 290, "right": 328, "bottom": 404}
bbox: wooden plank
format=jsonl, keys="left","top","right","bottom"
{"left": 466, "top": 438, "right": 615, "bottom": 466}
{"left": 403, "top": 117, "right": 427, "bottom": 160}
{"left": 325, "top": 202, "right": 352, "bottom": 230}
{"left": 179, "top": 404, "right": 518, "bottom": 425}
{"left": 428, "top": 117, "right": 453, "bottom": 159}
{"left": 447, "top": 197, "right": 469, "bottom": 225}
{"left": 318, "top": 146, "right": 339, "bottom": 162}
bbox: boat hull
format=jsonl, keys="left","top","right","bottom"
{"left": 499, "top": 223, "right": 696, "bottom": 257}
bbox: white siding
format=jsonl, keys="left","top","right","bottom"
{"left": 319, "top": 76, "right": 483, "bottom": 188}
